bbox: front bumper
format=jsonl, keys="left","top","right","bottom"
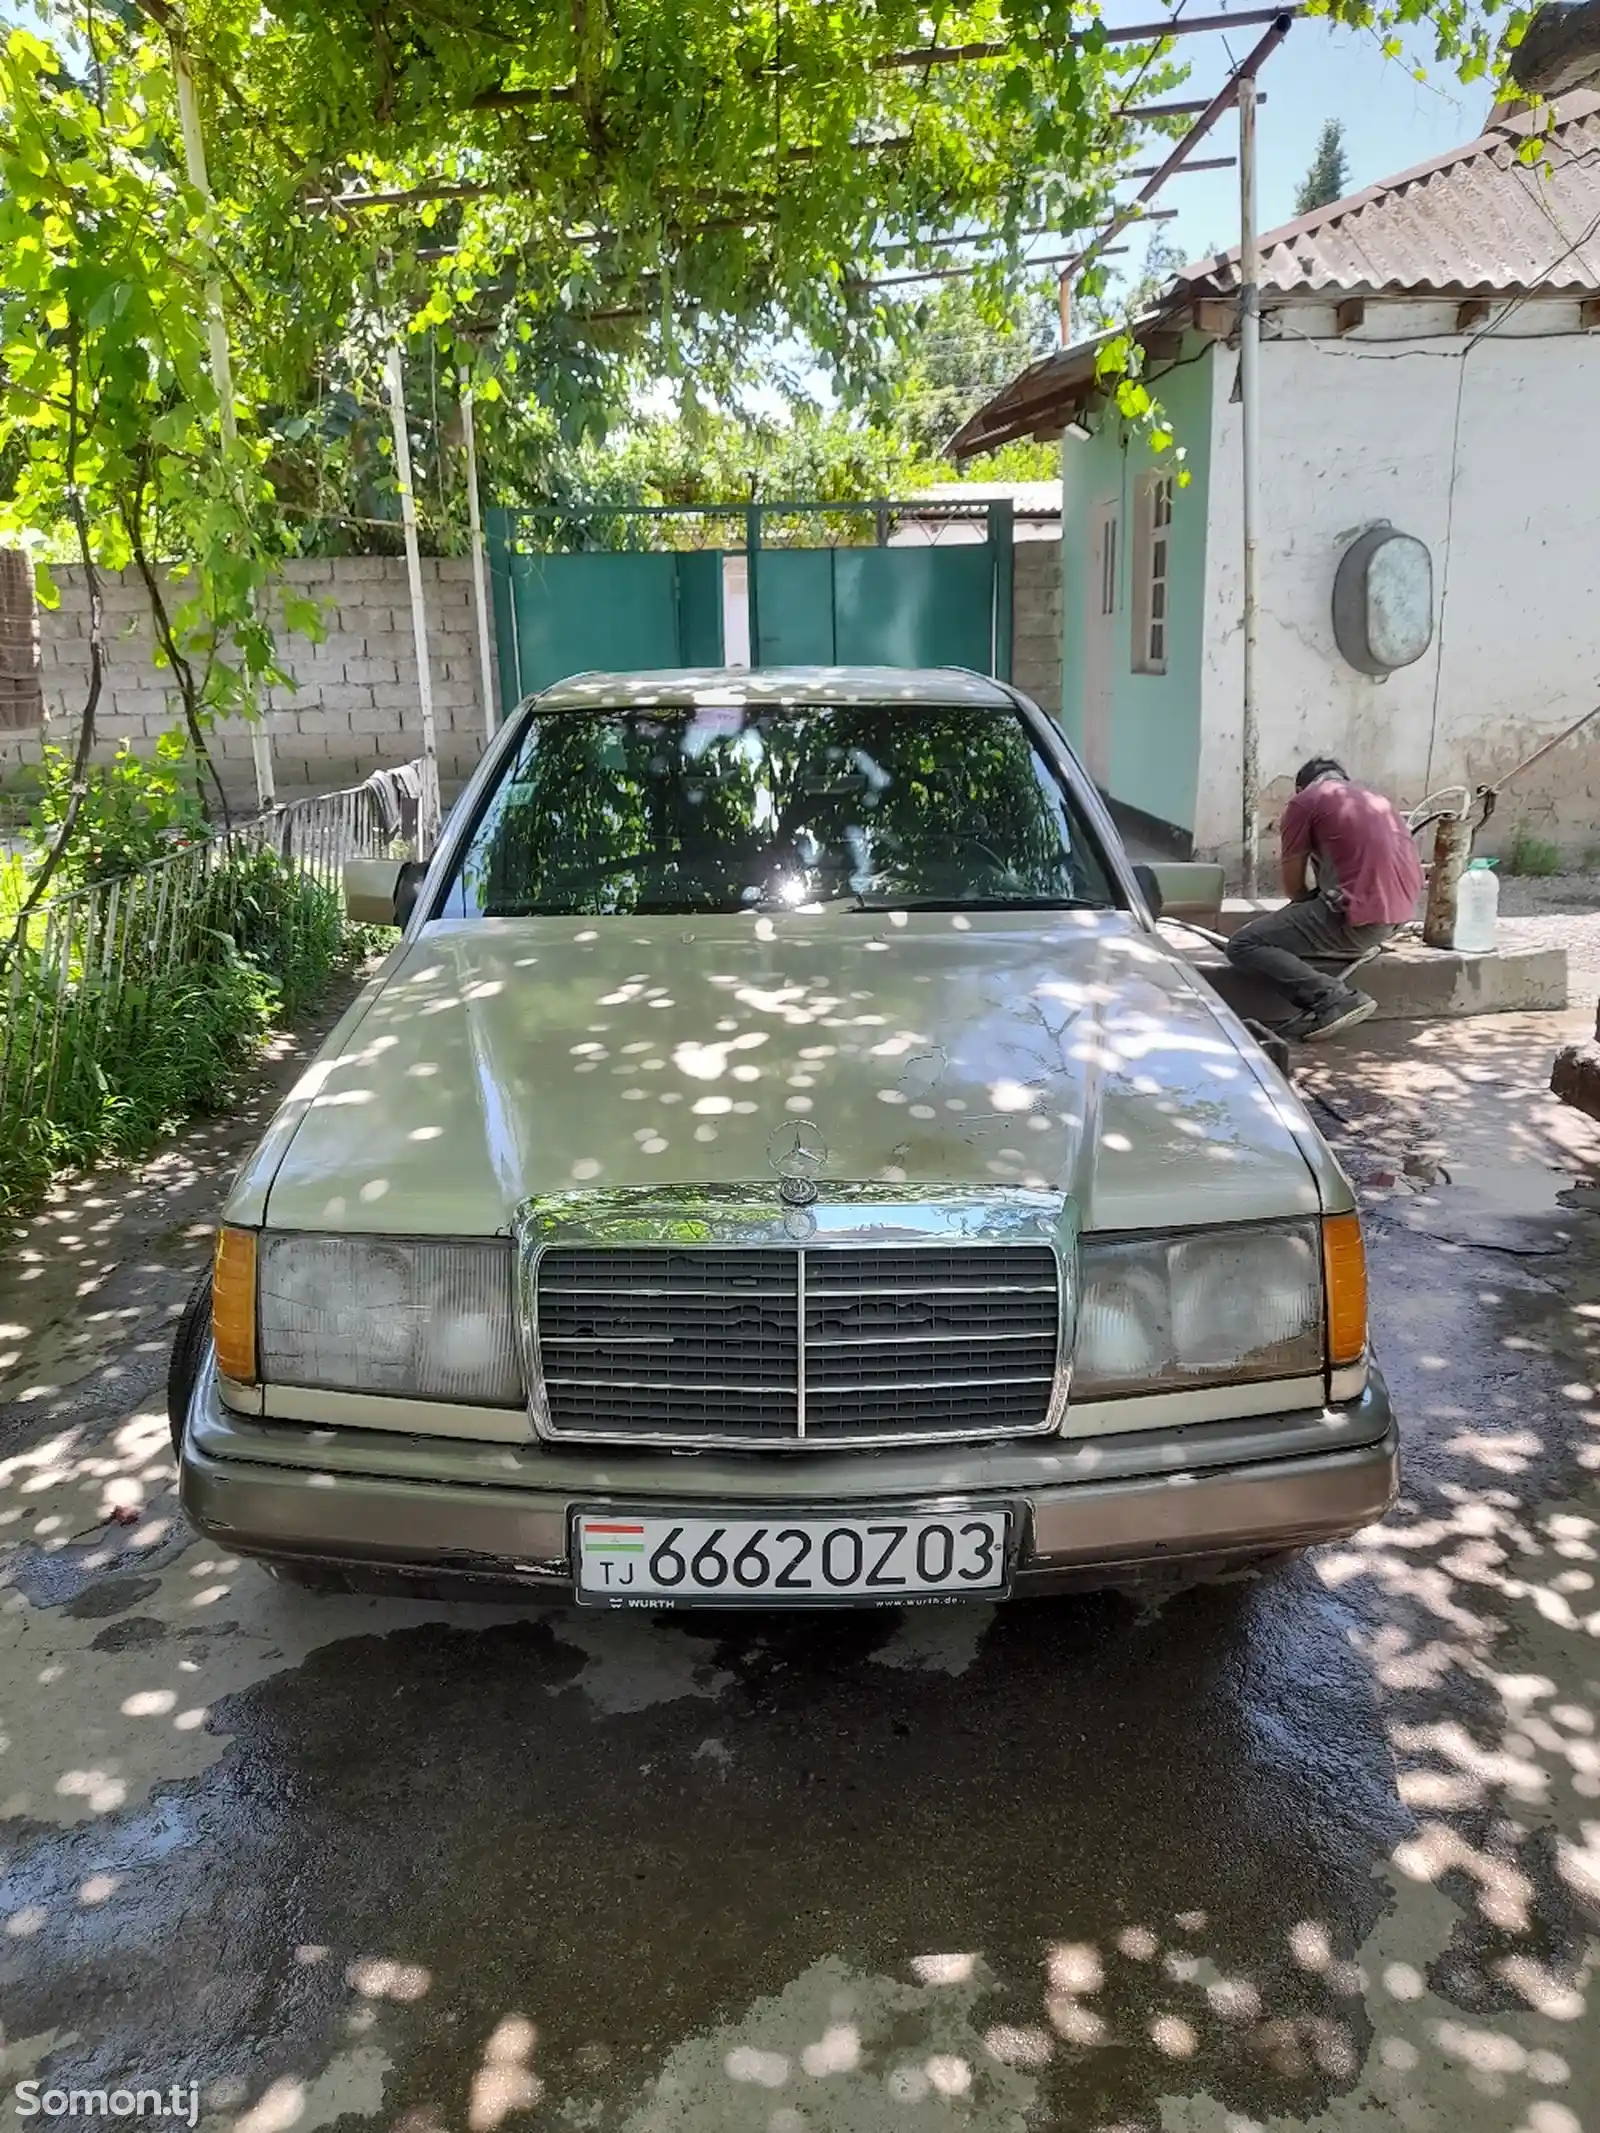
{"left": 181, "top": 1363, "right": 1399, "bottom": 1599}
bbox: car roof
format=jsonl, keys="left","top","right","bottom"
{"left": 529, "top": 666, "right": 1017, "bottom": 711}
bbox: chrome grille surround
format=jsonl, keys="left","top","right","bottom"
{"left": 516, "top": 1186, "right": 1076, "bottom": 1451}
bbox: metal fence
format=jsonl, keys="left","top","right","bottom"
{"left": 260, "top": 756, "right": 437, "bottom": 886}
{"left": 0, "top": 757, "right": 435, "bottom": 1210}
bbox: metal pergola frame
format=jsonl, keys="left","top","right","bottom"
{"left": 162, "top": 1, "right": 1301, "bottom": 862}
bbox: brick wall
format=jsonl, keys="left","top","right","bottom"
{"left": 1012, "top": 540, "right": 1062, "bottom": 718}
{"left": 7, "top": 556, "right": 496, "bottom": 803}
{"left": 10, "top": 543, "right": 1066, "bottom": 799}
{"left": 0, "top": 549, "right": 43, "bottom": 734}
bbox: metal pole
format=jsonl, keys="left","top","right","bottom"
{"left": 171, "top": 44, "right": 275, "bottom": 814}
{"left": 385, "top": 343, "right": 441, "bottom": 851}
{"left": 745, "top": 506, "right": 762, "bottom": 671}
{"left": 1065, "top": 14, "right": 1292, "bottom": 293}
{"left": 461, "top": 389, "right": 498, "bottom": 745}
{"left": 989, "top": 499, "right": 1014, "bottom": 684}
{"left": 1238, "top": 73, "right": 1262, "bottom": 896}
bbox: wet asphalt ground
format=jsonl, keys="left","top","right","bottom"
{"left": 1, "top": 996, "right": 1598, "bottom": 2133}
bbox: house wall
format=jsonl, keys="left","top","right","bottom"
{"left": 1196, "top": 304, "right": 1600, "bottom": 872}
{"left": 4, "top": 557, "right": 496, "bottom": 804}
{"left": 1058, "top": 338, "right": 1214, "bottom": 835}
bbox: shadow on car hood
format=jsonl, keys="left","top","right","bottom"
{"left": 245, "top": 909, "right": 1329, "bottom": 1235}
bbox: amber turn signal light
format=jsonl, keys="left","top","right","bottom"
{"left": 1321, "top": 1211, "right": 1367, "bottom": 1368}
{"left": 212, "top": 1227, "right": 258, "bottom": 1384}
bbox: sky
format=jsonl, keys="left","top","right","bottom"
{"left": 1084, "top": 4, "right": 1495, "bottom": 283}
{"left": 764, "top": 6, "right": 1502, "bottom": 414}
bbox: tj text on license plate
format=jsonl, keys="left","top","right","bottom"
{"left": 575, "top": 1511, "right": 1011, "bottom": 1606}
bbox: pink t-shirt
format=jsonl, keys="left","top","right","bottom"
{"left": 1279, "top": 779, "right": 1424, "bottom": 927}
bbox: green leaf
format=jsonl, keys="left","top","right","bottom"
{"left": 280, "top": 593, "right": 325, "bottom": 639}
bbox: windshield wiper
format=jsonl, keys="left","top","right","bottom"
{"left": 850, "top": 895, "right": 1112, "bottom": 913}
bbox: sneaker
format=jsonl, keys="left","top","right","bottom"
{"left": 1299, "top": 991, "right": 1378, "bottom": 1042}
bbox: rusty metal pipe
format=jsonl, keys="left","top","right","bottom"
{"left": 1422, "top": 810, "right": 1473, "bottom": 948}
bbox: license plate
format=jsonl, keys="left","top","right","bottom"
{"left": 574, "top": 1510, "right": 1011, "bottom": 1607}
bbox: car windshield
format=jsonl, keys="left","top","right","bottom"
{"left": 436, "top": 700, "right": 1117, "bottom": 919}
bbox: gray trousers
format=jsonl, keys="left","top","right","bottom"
{"left": 1225, "top": 897, "right": 1394, "bottom": 1013}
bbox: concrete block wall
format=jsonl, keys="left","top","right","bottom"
{"left": 1012, "top": 541, "right": 1062, "bottom": 718}
{"left": 9, "top": 544, "right": 1066, "bottom": 798}
{"left": 7, "top": 557, "right": 496, "bottom": 804}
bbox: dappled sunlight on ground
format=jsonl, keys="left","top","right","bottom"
{"left": 0, "top": 1004, "right": 1597, "bottom": 2131}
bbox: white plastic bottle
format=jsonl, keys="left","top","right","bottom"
{"left": 1452, "top": 857, "right": 1499, "bottom": 954}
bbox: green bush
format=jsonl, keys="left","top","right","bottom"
{"left": 1503, "top": 826, "right": 1563, "bottom": 878}
{"left": 198, "top": 844, "right": 348, "bottom": 1013}
{"left": 0, "top": 841, "right": 361, "bottom": 1215}
{"left": 27, "top": 729, "right": 208, "bottom": 886}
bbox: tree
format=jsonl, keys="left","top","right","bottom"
{"left": 870, "top": 277, "right": 1061, "bottom": 461}
{"left": 572, "top": 406, "right": 936, "bottom": 508}
{"left": 1510, "top": 0, "right": 1600, "bottom": 97}
{"left": 1295, "top": 119, "right": 1350, "bottom": 216}
{"left": 0, "top": 0, "right": 1545, "bottom": 808}
{"left": 0, "top": 22, "right": 315, "bottom": 912}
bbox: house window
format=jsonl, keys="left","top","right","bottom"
{"left": 1132, "top": 472, "right": 1173, "bottom": 675}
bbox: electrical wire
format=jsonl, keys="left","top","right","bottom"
{"left": 1267, "top": 317, "right": 1600, "bottom": 356}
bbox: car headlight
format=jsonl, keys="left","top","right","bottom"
{"left": 252, "top": 1233, "right": 522, "bottom": 1405}
{"left": 1074, "top": 1219, "right": 1326, "bottom": 1398}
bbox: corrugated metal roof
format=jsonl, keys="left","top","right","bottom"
{"left": 946, "top": 334, "right": 1115, "bottom": 458}
{"left": 1180, "top": 90, "right": 1600, "bottom": 297}
{"left": 949, "top": 92, "right": 1600, "bottom": 455}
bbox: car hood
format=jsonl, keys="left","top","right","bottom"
{"left": 245, "top": 910, "right": 1334, "bottom": 1235}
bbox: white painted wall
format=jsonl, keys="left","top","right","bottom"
{"left": 1196, "top": 303, "right": 1600, "bottom": 873}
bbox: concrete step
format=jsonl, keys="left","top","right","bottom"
{"left": 1176, "top": 934, "right": 1568, "bottom": 1024}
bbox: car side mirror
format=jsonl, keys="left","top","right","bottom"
{"left": 394, "top": 860, "right": 428, "bottom": 927}
{"left": 1132, "top": 863, "right": 1164, "bottom": 917}
{"left": 1142, "top": 861, "right": 1226, "bottom": 925}
{"left": 344, "top": 857, "right": 410, "bottom": 926}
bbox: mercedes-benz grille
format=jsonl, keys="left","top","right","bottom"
{"left": 533, "top": 1245, "right": 1062, "bottom": 1448}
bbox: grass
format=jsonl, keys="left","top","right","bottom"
{"left": 0, "top": 851, "right": 27, "bottom": 928}
{"left": 0, "top": 845, "right": 370, "bottom": 1216}
{"left": 1502, "top": 826, "right": 1564, "bottom": 878}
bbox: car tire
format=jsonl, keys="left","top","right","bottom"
{"left": 167, "top": 1269, "right": 211, "bottom": 1462}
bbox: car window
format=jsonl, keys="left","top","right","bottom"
{"left": 435, "top": 701, "right": 1116, "bottom": 919}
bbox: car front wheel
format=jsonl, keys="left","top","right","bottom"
{"left": 167, "top": 1270, "right": 211, "bottom": 1461}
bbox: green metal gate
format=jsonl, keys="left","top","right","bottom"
{"left": 486, "top": 501, "right": 1015, "bottom": 717}
{"left": 487, "top": 545, "right": 725, "bottom": 701}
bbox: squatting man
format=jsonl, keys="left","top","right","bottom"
{"left": 1226, "top": 756, "right": 1424, "bottom": 1041}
